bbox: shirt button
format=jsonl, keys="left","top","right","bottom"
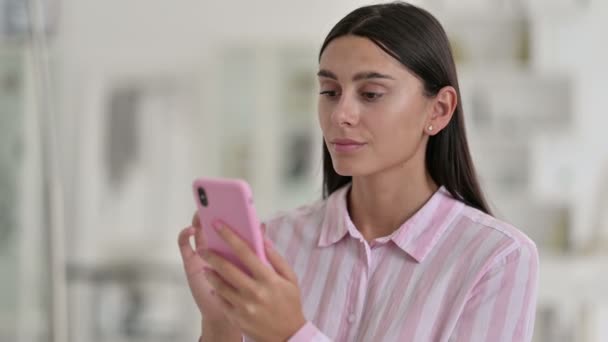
{"left": 348, "top": 314, "right": 356, "bottom": 323}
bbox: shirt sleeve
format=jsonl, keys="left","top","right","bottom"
{"left": 287, "top": 321, "right": 333, "bottom": 342}
{"left": 449, "top": 242, "right": 539, "bottom": 342}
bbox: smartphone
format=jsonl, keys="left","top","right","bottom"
{"left": 192, "top": 177, "right": 268, "bottom": 276}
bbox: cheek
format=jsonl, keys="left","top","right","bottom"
{"left": 367, "top": 103, "right": 425, "bottom": 155}
{"left": 317, "top": 102, "right": 331, "bottom": 133}
{"left": 367, "top": 98, "right": 423, "bottom": 135}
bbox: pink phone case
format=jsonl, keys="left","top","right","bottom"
{"left": 192, "top": 177, "right": 268, "bottom": 276}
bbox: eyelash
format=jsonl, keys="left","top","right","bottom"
{"left": 319, "top": 90, "right": 384, "bottom": 102}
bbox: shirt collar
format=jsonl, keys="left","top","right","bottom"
{"left": 317, "top": 183, "right": 464, "bottom": 263}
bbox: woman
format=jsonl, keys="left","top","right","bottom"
{"left": 178, "top": 2, "right": 539, "bottom": 341}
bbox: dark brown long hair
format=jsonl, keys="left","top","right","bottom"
{"left": 319, "top": 1, "right": 492, "bottom": 215}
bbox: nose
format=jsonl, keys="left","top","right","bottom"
{"left": 330, "top": 93, "right": 359, "bottom": 127}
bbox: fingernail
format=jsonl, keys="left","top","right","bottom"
{"left": 211, "top": 219, "right": 223, "bottom": 231}
{"left": 264, "top": 238, "right": 274, "bottom": 249}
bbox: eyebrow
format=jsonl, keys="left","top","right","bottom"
{"left": 317, "top": 69, "right": 395, "bottom": 81}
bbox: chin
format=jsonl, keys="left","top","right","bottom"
{"left": 332, "top": 160, "right": 369, "bottom": 177}
{"left": 333, "top": 167, "right": 353, "bottom": 176}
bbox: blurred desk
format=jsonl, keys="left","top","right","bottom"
{"left": 67, "top": 262, "right": 192, "bottom": 342}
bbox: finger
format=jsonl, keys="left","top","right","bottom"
{"left": 178, "top": 226, "right": 209, "bottom": 276}
{"left": 205, "top": 269, "right": 241, "bottom": 307}
{"left": 194, "top": 224, "right": 206, "bottom": 254}
{"left": 206, "top": 276, "right": 237, "bottom": 316}
{"left": 192, "top": 211, "right": 201, "bottom": 227}
{"left": 204, "top": 250, "right": 257, "bottom": 295}
{"left": 206, "top": 274, "right": 250, "bottom": 328}
{"left": 213, "top": 292, "right": 242, "bottom": 329}
{"left": 213, "top": 221, "right": 273, "bottom": 281}
{"left": 215, "top": 291, "right": 237, "bottom": 316}
{"left": 191, "top": 212, "right": 205, "bottom": 252}
{"left": 178, "top": 226, "right": 197, "bottom": 260}
{"left": 265, "top": 239, "right": 298, "bottom": 284}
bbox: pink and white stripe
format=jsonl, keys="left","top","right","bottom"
{"left": 244, "top": 185, "right": 539, "bottom": 342}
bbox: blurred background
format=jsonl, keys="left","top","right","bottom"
{"left": 1, "top": 0, "right": 608, "bottom": 341}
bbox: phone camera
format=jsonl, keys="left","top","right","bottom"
{"left": 198, "top": 187, "right": 208, "bottom": 207}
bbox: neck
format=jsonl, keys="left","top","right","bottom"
{"left": 348, "top": 157, "right": 438, "bottom": 243}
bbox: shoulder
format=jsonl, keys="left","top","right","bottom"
{"left": 461, "top": 206, "right": 537, "bottom": 247}
{"left": 262, "top": 198, "right": 328, "bottom": 236}
{"left": 457, "top": 205, "right": 539, "bottom": 277}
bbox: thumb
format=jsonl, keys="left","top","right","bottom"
{"left": 261, "top": 223, "right": 267, "bottom": 236}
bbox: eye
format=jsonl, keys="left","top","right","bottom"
{"left": 361, "top": 92, "right": 383, "bottom": 101}
{"left": 319, "top": 90, "right": 339, "bottom": 98}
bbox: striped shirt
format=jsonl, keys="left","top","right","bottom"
{"left": 254, "top": 184, "right": 539, "bottom": 342}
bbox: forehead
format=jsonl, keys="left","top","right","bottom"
{"left": 319, "top": 35, "right": 408, "bottom": 77}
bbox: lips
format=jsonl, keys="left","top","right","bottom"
{"left": 331, "top": 138, "right": 365, "bottom": 145}
{"left": 329, "top": 138, "right": 366, "bottom": 153}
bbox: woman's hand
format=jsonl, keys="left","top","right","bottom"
{"left": 178, "top": 213, "right": 242, "bottom": 337}
{"left": 201, "top": 220, "right": 307, "bottom": 342}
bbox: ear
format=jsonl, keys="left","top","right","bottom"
{"left": 426, "top": 86, "right": 457, "bottom": 136}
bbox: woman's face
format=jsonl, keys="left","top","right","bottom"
{"left": 317, "top": 35, "right": 434, "bottom": 177}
